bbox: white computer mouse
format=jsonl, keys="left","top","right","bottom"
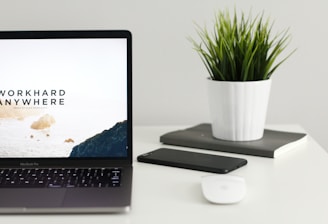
{"left": 201, "top": 175, "right": 246, "bottom": 204}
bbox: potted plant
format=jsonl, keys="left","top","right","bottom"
{"left": 191, "top": 9, "right": 295, "bottom": 141}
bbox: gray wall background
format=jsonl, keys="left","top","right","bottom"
{"left": 1, "top": 0, "right": 328, "bottom": 150}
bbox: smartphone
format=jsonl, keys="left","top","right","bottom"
{"left": 137, "top": 148, "right": 247, "bottom": 174}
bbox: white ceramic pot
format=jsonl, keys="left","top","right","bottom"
{"left": 207, "top": 78, "right": 272, "bottom": 141}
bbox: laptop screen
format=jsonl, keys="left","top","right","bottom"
{"left": 0, "top": 31, "right": 132, "bottom": 160}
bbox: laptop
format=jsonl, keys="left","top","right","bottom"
{"left": 0, "top": 30, "right": 133, "bottom": 213}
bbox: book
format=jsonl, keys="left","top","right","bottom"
{"left": 159, "top": 123, "right": 307, "bottom": 158}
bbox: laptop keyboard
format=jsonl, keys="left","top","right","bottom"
{"left": 0, "top": 168, "right": 121, "bottom": 188}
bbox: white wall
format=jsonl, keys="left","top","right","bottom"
{"left": 1, "top": 0, "right": 328, "bottom": 150}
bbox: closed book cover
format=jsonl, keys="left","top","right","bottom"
{"left": 160, "top": 123, "right": 307, "bottom": 158}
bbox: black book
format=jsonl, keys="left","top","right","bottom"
{"left": 160, "top": 123, "right": 307, "bottom": 158}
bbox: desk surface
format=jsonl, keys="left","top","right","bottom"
{"left": 2, "top": 125, "right": 328, "bottom": 224}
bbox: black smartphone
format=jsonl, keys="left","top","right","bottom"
{"left": 137, "top": 148, "right": 247, "bottom": 174}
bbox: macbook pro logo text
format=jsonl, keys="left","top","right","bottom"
{"left": 20, "top": 162, "right": 40, "bottom": 167}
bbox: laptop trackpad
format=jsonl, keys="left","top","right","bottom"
{"left": 0, "top": 189, "right": 65, "bottom": 208}
{"left": 63, "top": 188, "right": 117, "bottom": 207}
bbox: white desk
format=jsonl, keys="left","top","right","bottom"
{"left": 2, "top": 125, "right": 328, "bottom": 224}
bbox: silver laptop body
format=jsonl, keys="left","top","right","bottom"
{"left": 0, "top": 30, "right": 133, "bottom": 213}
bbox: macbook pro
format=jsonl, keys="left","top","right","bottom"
{"left": 0, "top": 30, "right": 133, "bottom": 213}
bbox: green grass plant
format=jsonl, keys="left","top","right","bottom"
{"left": 191, "top": 10, "right": 295, "bottom": 81}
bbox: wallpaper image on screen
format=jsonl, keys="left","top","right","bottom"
{"left": 0, "top": 38, "right": 128, "bottom": 158}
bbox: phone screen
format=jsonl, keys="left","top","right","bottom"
{"left": 137, "top": 148, "right": 247, "bottom": 174}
